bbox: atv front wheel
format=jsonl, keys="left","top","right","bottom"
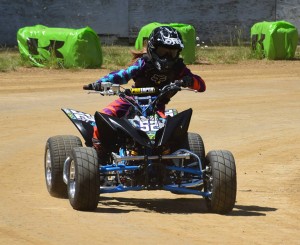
{"left": 68, "top": 147, "right": 100, "bottom": 211}
{"left": 44, "top": 135, "right": 82, "bottom": 198}
{"left": 204, "top": 150, "right": 237, "bottom": 214}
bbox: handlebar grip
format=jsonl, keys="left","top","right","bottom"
{"left": 174, "top": 80, "right": 184, "bottom": 86}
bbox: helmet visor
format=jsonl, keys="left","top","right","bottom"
{"left": 156, "top": 46, "right": 179, "bottom": 59}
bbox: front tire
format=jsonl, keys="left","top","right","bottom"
{"left": 44, "top": 135, "right": 82, "bottom": 198}
{"left": 204, "top": 150, "right": 237, "bottom": 214}
{"left": 68, "top": 147, "right": 100, "bottom": 211}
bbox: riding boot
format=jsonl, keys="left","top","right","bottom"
{"left": 92, "top": 137, "right": 106, "bottom": 160}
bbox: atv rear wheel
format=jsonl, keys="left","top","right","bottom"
{"left": 204, "top": 150, "right": 237, "bottom": 214}
{"left": 68, "top": 147, "right": 100, "bottom": 211}
{"left": 186, "top": 132, "right": 205, "bottom": 167}
{"left": 44, "top": 135, "right": 82, "bottom": 198}
{"left": 171, "top": 132, "right": 205, "bottom": 194}
{"left": 186, "top": 133, "right": 206, "bottom": 191}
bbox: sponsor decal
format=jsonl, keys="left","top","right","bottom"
{"left": 151, "top": 74, "right": 167, "bottom": 84}
{"left": 65, "top": 109, "right": 95, "bottom": 123}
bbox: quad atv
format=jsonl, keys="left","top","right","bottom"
{"left": 44, "top": 81, "right": 237, "bottom": 214}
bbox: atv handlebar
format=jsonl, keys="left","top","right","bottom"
{"left": 88, "top": 80, "right": 196, "bottom": 96}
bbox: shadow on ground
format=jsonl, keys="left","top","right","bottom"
{"left": 95, "top": 196, "right": 277, "bottom": 216}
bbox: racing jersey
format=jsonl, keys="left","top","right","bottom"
{"left": 96, "top": 56, "right": 206, "bottom": 92}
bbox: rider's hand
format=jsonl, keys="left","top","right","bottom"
{"left": 181, "top": 76, "right": 193, "bottom": 88}
{"left": 83, "top": 82, "right": 101, "bottom": 91}
{"left": 83, "top": 83, "right": 94, "bottom": 90}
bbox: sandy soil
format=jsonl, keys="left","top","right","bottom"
{"left": 0, "top": 60, "right": 299, "bottom": 245}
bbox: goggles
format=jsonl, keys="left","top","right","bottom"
{"left": 156, "top": 46, "right": 179, "bottom": 59}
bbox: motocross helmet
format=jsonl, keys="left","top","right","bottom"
{"left": 147, "top": 26, "right": 184, "bottom": 72}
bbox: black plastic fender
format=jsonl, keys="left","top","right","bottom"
{"left": 61, "top": 108, "right": 95, "bottom": 147}
{"left": 94, "top": 111, "right": 152, "bottom": 151}
{"left": 155, "top": 108, "right": 193, "bottom": 147}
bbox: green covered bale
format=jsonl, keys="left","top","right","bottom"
{"left": 17, "top": 25, "right": 102, "bottom": 68}
{"left": 251, "top": 21, "right": 298, "bottom": 60}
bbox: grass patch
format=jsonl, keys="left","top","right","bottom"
{"left": 0, "top": 48, "right": 27, "bottom": 72}
{"left": 102, "top": 45, "right": 133, "bottom": 70}
{"left": 0, "top": 45, "right": 299, "bottom": 72}
{"left": 196, "top": 45, "right": 268, "bottom": 64}
{"left": 295, "top": 45, "right": 300, "bottom": 58}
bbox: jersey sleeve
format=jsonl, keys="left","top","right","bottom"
{"left": 178, "top": 66, "right": 206, "bottom": 92}
{"left": 97, "top": 58, "right": 144, "bottom": 85}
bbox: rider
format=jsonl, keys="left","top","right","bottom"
{"left": 83, "top": 26, "right": 206, "bottom": 155}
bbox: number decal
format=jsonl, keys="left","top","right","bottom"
{"left": 140, "top": 120, "right": 160, "bottom": 132}
{"left": 140, "top": 121, "right": 149, "bottom": 131}
{"left": 66, "top": 109, "right": 95, "bottom": 123}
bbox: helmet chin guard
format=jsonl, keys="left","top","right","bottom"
{"left": 152, "top": 53, "right": 176, "bottom": 71}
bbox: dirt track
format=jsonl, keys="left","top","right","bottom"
{"left": 0, "top": 60, "right": 299, "bottom": 245}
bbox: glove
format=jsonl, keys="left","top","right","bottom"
{"left": 181, "top": 76, "right": 193, "bottom": 88}
{"left": 83, "top": 82, "right": 101, "bottom": 91}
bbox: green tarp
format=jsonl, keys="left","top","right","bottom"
{"left": 135, "top": 22, "right": 196, "bottom": 64}
{"left": 251, "top": 20, "right": 298, "bottom": 60}
{"left": 17, "top": 25, "right": 102, "bottom": 68}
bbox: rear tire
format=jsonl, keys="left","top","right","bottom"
{"left": 171, "top": 132, "right": 205, "bottom": 194}
{"left": 204, "top": 150, "right": 237, "bottom": 214}
{"left": 68, "top": 147, "right": 100, "bottom": 211}
{"left": 186, "top": 132, "right": 205, "bottom": 167}
{"left": 44, "top": 135, "right": 82, "bottom": 198}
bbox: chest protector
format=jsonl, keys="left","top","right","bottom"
{"left": 133, "top": 55, "right": 185, "bottom": 90}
